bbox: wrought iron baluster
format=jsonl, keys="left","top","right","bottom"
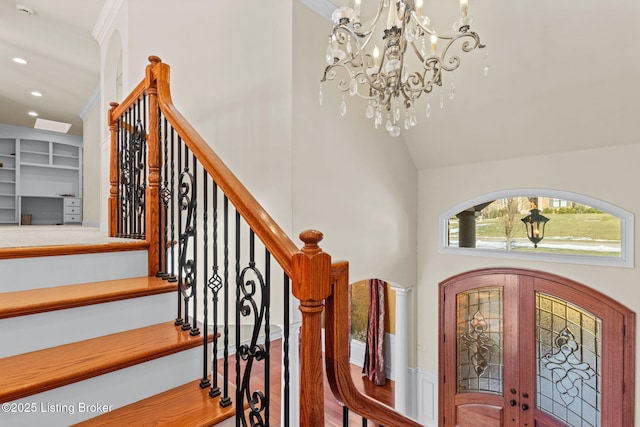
{"left": 177, "top": 144, "right": 196, "bottom": 333}
{"left": 200, "top": 171, "right": 210, "bottom": 389}
{"left": 237, "top": 228, "right": 269, "bottom": 426}
{"left": 168, "top": 127, "right": 177, "bottom": 283}
{"left": 235, "top": 210, "right": 242, "bottom": 424}
{"left": 220, "top": 195, "right": 232, "bottom": 408}
{"left": 156, "top": 110, "right": 167, "bottom": 278}
{"left": 283, "top": 273, "right": 290, "bottom": 427}
{"left": 175, "top": 135, "right": 184, "bottom": 327}
{"left": 208, "top": 181, "right": 222, "bottom": 398}
{"left": 264, "top": 248, "right": 271, "bottom": 424}
{"left": 189, "top": 153, "right": 199, "bottom": 337}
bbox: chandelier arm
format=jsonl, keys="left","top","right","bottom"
{"left": 350, "top": 0, "right": 386, "bottom": 43}
{"left": 438, "top": 32, "right": 481, "bottom": 72}
{"left": 411, "top": 10, "right": 456, "bottom": 41}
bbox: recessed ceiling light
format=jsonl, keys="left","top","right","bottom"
{"left": 13, "top": 57, "right": 27, "bottom": 64}
{"left": 30, "top": 91, "right": 42, "bottom": 97}
{"left": 28, "top": 111, "right": 38, "bottom": 117}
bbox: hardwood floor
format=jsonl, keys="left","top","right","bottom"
{"left": 216, "top": 338, "right": 393, "bottom": 426}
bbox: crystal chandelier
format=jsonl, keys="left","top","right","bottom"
{"left": 319, "top": 0, "right": 486, "bottom": 137}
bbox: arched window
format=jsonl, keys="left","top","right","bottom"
{"left": 439, "top": 189, "right": 633, "bottom": 267}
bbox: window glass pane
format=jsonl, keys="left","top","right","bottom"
{"left": 447, "top": 197, "right": 621, "bottom": 258}
{"left": 456, "top": 287, "right": 503, "bottom": 394}
{"left": 536, "top": 293, "right": 601, "bottom": 427}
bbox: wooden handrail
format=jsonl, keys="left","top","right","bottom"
{"left": 325, "top": 261, "right": 423, "bottom": 427}
{"left": 147, "top": 56, "right": 298, "bottom": 277}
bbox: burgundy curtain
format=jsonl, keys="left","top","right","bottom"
{"left": 362, "top": 278, "right": 386, "bottom": 385}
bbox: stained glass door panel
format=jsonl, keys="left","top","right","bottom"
{"left": 535, "top": 294, "right": 602, "bottom": 426}
{"left": 457, "top": 287, "right": 504, "bottom": 395}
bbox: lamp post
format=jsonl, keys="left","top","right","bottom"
{"left": 521, "top": 208, "right": 549, "bottom": 248}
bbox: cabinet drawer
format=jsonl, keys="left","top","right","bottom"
{"left": 64, "top": 205, "right": 82, "bottom": 215}
{"left": 64, "top": 214, "right": 81, "bottom": 223}
{"left": 64, "top": 198, "right": 81, "bottom": 207}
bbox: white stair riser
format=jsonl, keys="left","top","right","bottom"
{"left": 2, "top": 347, "right": 205, "bottom": 427}
{"left": 0, "top": 293, "right": 176, "bottom": 358}
{"left": 0, "top": 250, "right": 148, "bottom": 292}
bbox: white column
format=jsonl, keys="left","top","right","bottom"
{"left": 390, "top": 284, "right": 413, "bottom": 415}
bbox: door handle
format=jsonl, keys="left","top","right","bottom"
{"left": 521, "top": 403, "right": 529, "bottom": 411}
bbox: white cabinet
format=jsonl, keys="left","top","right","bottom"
{"left": 63, "top": 197, "right": 82, "bottom": 224}
{"left": 0, "top": 124, "right": 82, "bottom": 225}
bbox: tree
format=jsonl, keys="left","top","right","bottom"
{"left": 501, "top": 198, "right": 520, "bottom": 250}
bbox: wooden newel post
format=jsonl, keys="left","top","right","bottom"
{"left": 108, "top": 102, "right": 119, "bottom": 237}
{"left": 146, "top": 57, "right": 160, "bottom": 276}
{"left": 292, "top": 230, "right": 332, "bottom": 426}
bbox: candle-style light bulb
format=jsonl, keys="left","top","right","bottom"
{"left": 387, "top": 0, "right": 396, "bottom": 28}
{"left": 373, "top": 45, "right": 380, "bottom": 67}
{"left": 415, "top": 0, "right": 423, "bottom": 16}
{"left": 430, "top": 34, "right": 438, "bottom": 55}
{"left": 354, "top": 0, "right": 361, "bottom": 21}
{"left": 460, "top": 0, "right": 469, "bottom": 17}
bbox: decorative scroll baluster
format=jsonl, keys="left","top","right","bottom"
{"left": 235, "top": 228, "right": 271, "bottom": 426}
{"left": 168, "top": 128, "right": 177, "bottom": 283}
{"left": 157, "top": 114, "right": 170, "bottom": 278}
{"left": 177, "top": 146, "right": 198, "bottom": 334}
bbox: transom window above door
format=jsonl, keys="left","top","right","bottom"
{"left": 439, "top": 189, "right": 634, "bottom": 268}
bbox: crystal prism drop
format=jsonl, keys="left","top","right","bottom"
{"left": 349, "top": 78, "right": 357, "bottom": 96}
{"left": 319, "top": 87, "right": 323, "bottom": 105}
{"left": 410, "top": 111, "right": 417, "bottom": 127}
{"left": 484, "top": 48, "right": 489, "bottom": 76}
{"left": 450, "top": 81, "right": 456, "bottom": 100}
{"left": 366, "top": 103, "right": 374, "bottom": 119}
{"left": 404, "top": 117, "right": 410, "bottom": 130}
{"left": 325, "top": 45, "right": 334, "bottom": 65}
{"left": 440, "top": 93, "right": 444, "bottom": 109}
{"left": 426, "top": 102, "right": 431, "bottom": 118}
{"left": 386, "top": 113, "right": 393, "bottom": 131}
{"left": 389, "top": 125, "right": 401, "bottom": 137}
{"left": 375, "top": 109, "right": 382, "bottom": 128}
{"left": 340, "top": 96, "right": 347, "bottom": 117}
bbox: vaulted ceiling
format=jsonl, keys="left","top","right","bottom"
{"left": 1, "top": 0, "right": 639, "bottom": 169}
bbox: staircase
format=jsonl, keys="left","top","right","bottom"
{"left": 0, "top": 243, "right": 236, "bottom": 427}
{"left": 0, "top": 55, "right": 422, "bottom": 427}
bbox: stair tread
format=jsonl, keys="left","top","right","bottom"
{"left": 0, "top": 276, "right": 176, "bottom": 319}
{"left": 72, "top": 377, "right": 236, "bottom": 427}
{"left": 0, "top": 321, "right": 211, "bottom": 403}
{"left": 0, "top": 240, "right": 149, "bottom": 260}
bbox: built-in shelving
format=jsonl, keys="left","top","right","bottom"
{"left": 0, "top": 137, "right": 17, "bottom": 223}
{"left": 0, "top": 125, "right": 83, "bottom": 225}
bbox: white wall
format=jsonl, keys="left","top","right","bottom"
{"left": 81, "top": 93, "right": 101, "bottom": 226}
{"left": 417, "top": 142, "right": 640, "bottom": 415}
{"left": 292, "top": 2, "right": 418, "bottom": 288}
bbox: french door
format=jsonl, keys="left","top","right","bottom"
{"left": 439, "top": 268, "right": 634, "bottom": 427}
